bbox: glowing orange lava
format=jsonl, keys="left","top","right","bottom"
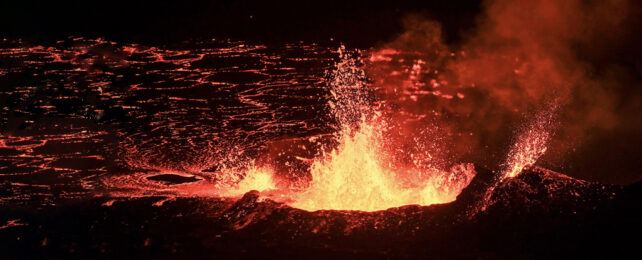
{"left": 226, "top": 166, "right": 277, "bottom": 196}
{"left": 503, "top": 104, "right": 557, "bottom": 178}
{"left": 290, "top": 117, "right": 475, "bottom": 211}
{"left": 286, "top": 47, "right": 475, "bottom": 211}
{"left": 99, "top": 44, "right": 558, "bottom": 212}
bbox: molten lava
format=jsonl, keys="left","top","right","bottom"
{"left": 503, "top": 104, "right": 557, "bottom": 178}
{"left": 226, "top": 166, "right": 277, "bottom": 197}
{"left": 97, "top": 44, "right": 558, "bottom": 212}
{"left": 290, "top": 118, "right": 475, "bottom": 211}
{"left": 283, "top": 47, "right": 475, "bottom": 211}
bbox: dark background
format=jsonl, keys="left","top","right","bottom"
{"left": 0, "top": 0, "right": 481, "bottom": 47}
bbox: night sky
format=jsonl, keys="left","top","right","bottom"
{"left": 0, "top": 0, "right": 482, "bottom": 46}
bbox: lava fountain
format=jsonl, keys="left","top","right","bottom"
{"left": 290, "top": 117, "right": 476, "bottom": 211}
{"left": 289, "top": 47, "right": 475, "bottom": 211}
{"left": 502, "top": 102, "right": 557, "bottom": 178}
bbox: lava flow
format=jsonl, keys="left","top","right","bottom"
{"left": 5, "top": 37, "right": 556, "bottom": 212}
{"left": 97, "top": 44, "right": 558, "bottom": 212}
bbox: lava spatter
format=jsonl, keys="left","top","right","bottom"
{"left": 289, "top": 48, "right": 475, "bottom": 211}
{"left": 503, "top": 102, "right": 558, "bottom": 178}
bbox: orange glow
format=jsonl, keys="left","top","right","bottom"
{"left": 290, "top": 118, "right": 475, "bottom": 211}
{"left": 503, "top": 104, "right": 557, "bottom": 178}
{"left": 96, "top": 41, "right": 562, "bottom": 212}
{"left": 226, "top": 166, "right": 277, "bottom": 196}
{"left": 287, "top": 48, "right": 475, "bottom": 211}
{"left": 100, "top": 163, "right": 277, "bottom": 200}
{"left": 97, "top": 45, "right": 480, "bottom": 212}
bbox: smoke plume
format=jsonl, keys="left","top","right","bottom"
{"left": 367, "top": 0, "right": 642, "bottom": 182}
